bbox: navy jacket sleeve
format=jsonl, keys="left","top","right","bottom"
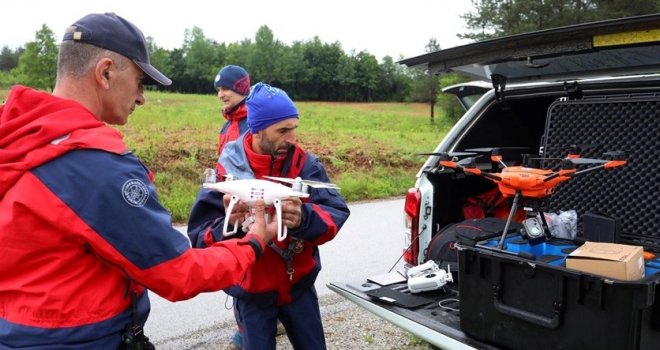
{"left": 188, "top": 187, "right": 245, "bottom": 247}
{"left": 289, "top": 155, "right": 350, "bottom": 245}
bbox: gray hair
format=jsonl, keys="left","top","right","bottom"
{"left": 57, "top": 39, "right": 129, "bottom": 79}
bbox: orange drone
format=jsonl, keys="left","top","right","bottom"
{"left": 426, "top": 147, "right": 627, "bottom": 247}
{"left": 435, "top": 147, "right": 627, "bottom": 199}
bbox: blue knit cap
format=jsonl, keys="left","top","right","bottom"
{"left": 214, "top": 65, "right": 250, "bottom": 95}
{"left": 247, "top": 83, "right": 299, "bottom": 133}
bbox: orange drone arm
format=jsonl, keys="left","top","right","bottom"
{"left": 604, "top": 160, "right": 627, "bottom": 169}
{"left": 438, "top": 160, "right": 456, "bottom": 169}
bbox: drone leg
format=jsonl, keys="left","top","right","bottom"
{"left": 223, "top": 195, "right": 240, "bottom": 237}
{"left": 538, "top": 206, "right": 552, "bottom": 240}
{"left": 496, "top": 191, "right": 521, "bottom": 250}
{"left": 273, "top": 199, "right": 287, "bottom": 241}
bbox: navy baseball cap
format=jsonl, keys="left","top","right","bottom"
{"left": 62, "top": 13, "right": 171, "bottom": 86}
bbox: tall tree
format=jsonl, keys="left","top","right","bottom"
{"left": 224, "top": 39, "right": 253, "bottom": 74}
{"left": 166, "top": 48, "right": 186, "bottom": 92}
{"left": 376, "top": 55, "right": 412, "bottom": 102}
{"left": 146, "top": 37, "right": 172, "bottom": 90}
{"left": 335, "top": 54, "right": 359, "bottom": 101}
{"left": 0, "top": 46, "right": 23, "bottom": 72}
{"left": 277, "top": 41, "right": 308, "bottom": 99}
{"left": 410, "top": 38, "right": 442, "bottom": 122}
{"left": 15, "top": 24, "right": 58, "bottom": 91}
{"left": 354, "top": 51, "right": 380, "bottom": 102}
{"left": 300, "top": 37, "right": 344, "bottom": 100}
{"left": 182, "top": 26, "right": 218, "bottom": 93}
{"left": 461, "top": 0, "right": 660, "bottom": 40}
{"left": 251, "top": 25, "right": 284, "bottom": 84}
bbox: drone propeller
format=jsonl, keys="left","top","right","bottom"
{"left": 456, "top": 156, "right": 483, "bottom": 167}
{"left": 464, "top": 146, "right": 529, "bottom": 154}
{"left": 264, "top": 176, "right": 340, "bottom": 190}
{"left": 568, "top": 157, "right": 608, "bottom": 165}
{"left": 417, "top": 151, "right": 477, "bottom": 158}
{"left": 603, "top": 150, "right": 627, "bottom": 160}
{"left": 544, "top": 143, "right": 602, "bottom": 157}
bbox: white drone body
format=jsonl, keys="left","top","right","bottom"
{"left": 202, "top": 173, "right": 339, "bottom": 241}
{"left": 406, "top": 260, "right": 454, "bottom": 294}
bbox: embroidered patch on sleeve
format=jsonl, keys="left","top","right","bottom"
{"left": 122, "top": 179, "right": 150, "bottom": 207}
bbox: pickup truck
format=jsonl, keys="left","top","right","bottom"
{"left": 329, "top": 14, "right": 660, "bottom": 350}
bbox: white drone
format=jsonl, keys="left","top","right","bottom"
{"left": 406, "top": 260, "right": 454, "bottom": 294}
{"left": 203, "top": 172, "right": 339, "bottom": 241}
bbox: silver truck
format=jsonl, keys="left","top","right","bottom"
{"left": 330, "top": 14, "right": 660, "bottom": 350}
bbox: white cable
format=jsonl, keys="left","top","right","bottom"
{"left": 438, "top": 298, "right": 459, "bottom": 312}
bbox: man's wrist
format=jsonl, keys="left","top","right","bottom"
{"left": 246, "top": 234, "right": 264, "bottom": 259}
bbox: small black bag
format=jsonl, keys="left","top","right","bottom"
{"left": 426, "top": 217, "right": 523, "bottom": 271}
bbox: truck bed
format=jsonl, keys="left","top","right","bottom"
{"left": 328, "top": 280, "right": 498, "bottom": 350}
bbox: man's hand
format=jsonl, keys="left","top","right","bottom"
{"left": 223, "top": 193, "right": 249, "bottom": 228}
{"left": 248, "top": 199, "right": 277, "bottom": 243}
{"left": 281, "top": 197, "right": 302, "bottom": 229}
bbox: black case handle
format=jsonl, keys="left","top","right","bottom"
{"left": 491, "top": 260, "right": 564, "bottom": 329}
{"left": 493, "top": 297, "right": 560, "bottom": 328}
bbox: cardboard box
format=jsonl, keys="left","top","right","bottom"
{"left": 566, "top": 241, "right": 644, "bottom": 281}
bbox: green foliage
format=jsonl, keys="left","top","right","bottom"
{"left": 14, "top": 25, "right": 57, "bottom": 91}
{"left": 437, "top": 74, "right": 472, "bottom": 124}
{"left": 182, "top": 27, "right": 218, "bottom": 92}
{"left": 0, "top": 46, "right": 23, "bottom": 72}
{"left": 0, "top": 71, "right": 19, "bottom": 90}
{"left": 116, "top": 92, "right": 452, "bottom": 223}
{"left": 461, "top": 0, "right": 660, "bottom": 40}
{"left": 251, "top": 25, "right": 285, "bottom": 84}
{"left": 7, "top": 22, "right": 422, "bottom": 102}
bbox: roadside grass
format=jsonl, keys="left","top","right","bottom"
{"left": 1, "top": 89, "right": 454, "bottom": 222}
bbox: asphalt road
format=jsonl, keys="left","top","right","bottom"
{"left": 144, "top": 197, "right": 406, "bottom": 345}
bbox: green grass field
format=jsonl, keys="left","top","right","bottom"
{"left": 2, "top": 89, "right": 454, "bottom": 222}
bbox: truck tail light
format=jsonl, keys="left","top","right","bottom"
{"left": 403, "top": 187, "right": 421, "bottom": 265}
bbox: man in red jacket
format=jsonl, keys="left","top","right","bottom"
{"left": 188, "top": 83, "right": 350, "bottom": 349}
{"left": 214, "top": 65, "right": 251, "bottom": 156}
{"left": 0, "top": 12, "right": 276, "bottom": 349}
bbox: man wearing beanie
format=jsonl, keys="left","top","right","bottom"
{"left": 214, "top": 65, "right": 251, "bottom": 159}
{"left": 0, "top": 13, "right": 278, "bottom": 349}
{"left": 188, "top": 83, "right": 351, "bottom": 349}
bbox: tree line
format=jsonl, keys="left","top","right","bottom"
{"left": 0, "top": 24, "right": 433, "bottom": 103}
{"left": 1, "top": 1, "right": 657, "bottom": 112}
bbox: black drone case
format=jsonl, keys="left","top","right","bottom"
{"left": 458, "top": 94, "right": 660, "bottom": 350}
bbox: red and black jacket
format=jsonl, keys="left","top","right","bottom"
{"left": 217, "top": 100, "right": 249, "bottom": 155}
{"left": 0, "top": 86, "right": 265, "bottom": 348}
{"left": 188, "top": 132, "right": 350, "bottom": 305}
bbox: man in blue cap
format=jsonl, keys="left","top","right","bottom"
{"left": 188, "top": 83, "right": 350, "bottom": 349}
{"left": 0, "top": 13, "right": 277, "bottom": 349}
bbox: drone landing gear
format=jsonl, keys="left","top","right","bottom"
{"left": 273, "top": 199, "right": 288, "bottom": 242}
{"left": 496, "top": 191, "right": 551, "bottom": 249}
{"left": 223, "top": 195, "right": 240, "bottom": 237}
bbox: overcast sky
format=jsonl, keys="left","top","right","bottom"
{"left": 3, "top": 0, "right": 475, "bottom": 61}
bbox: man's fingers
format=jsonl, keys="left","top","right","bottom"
{"left": 253, "top": 199, "right": 265, "bottom": 223}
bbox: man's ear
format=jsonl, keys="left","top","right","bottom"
{"left": 94, "top": 58, "right": 113, "bottom": 89}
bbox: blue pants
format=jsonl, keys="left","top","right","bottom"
{"left": 234, "top": 287, "right": 326, "bottom": 350}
